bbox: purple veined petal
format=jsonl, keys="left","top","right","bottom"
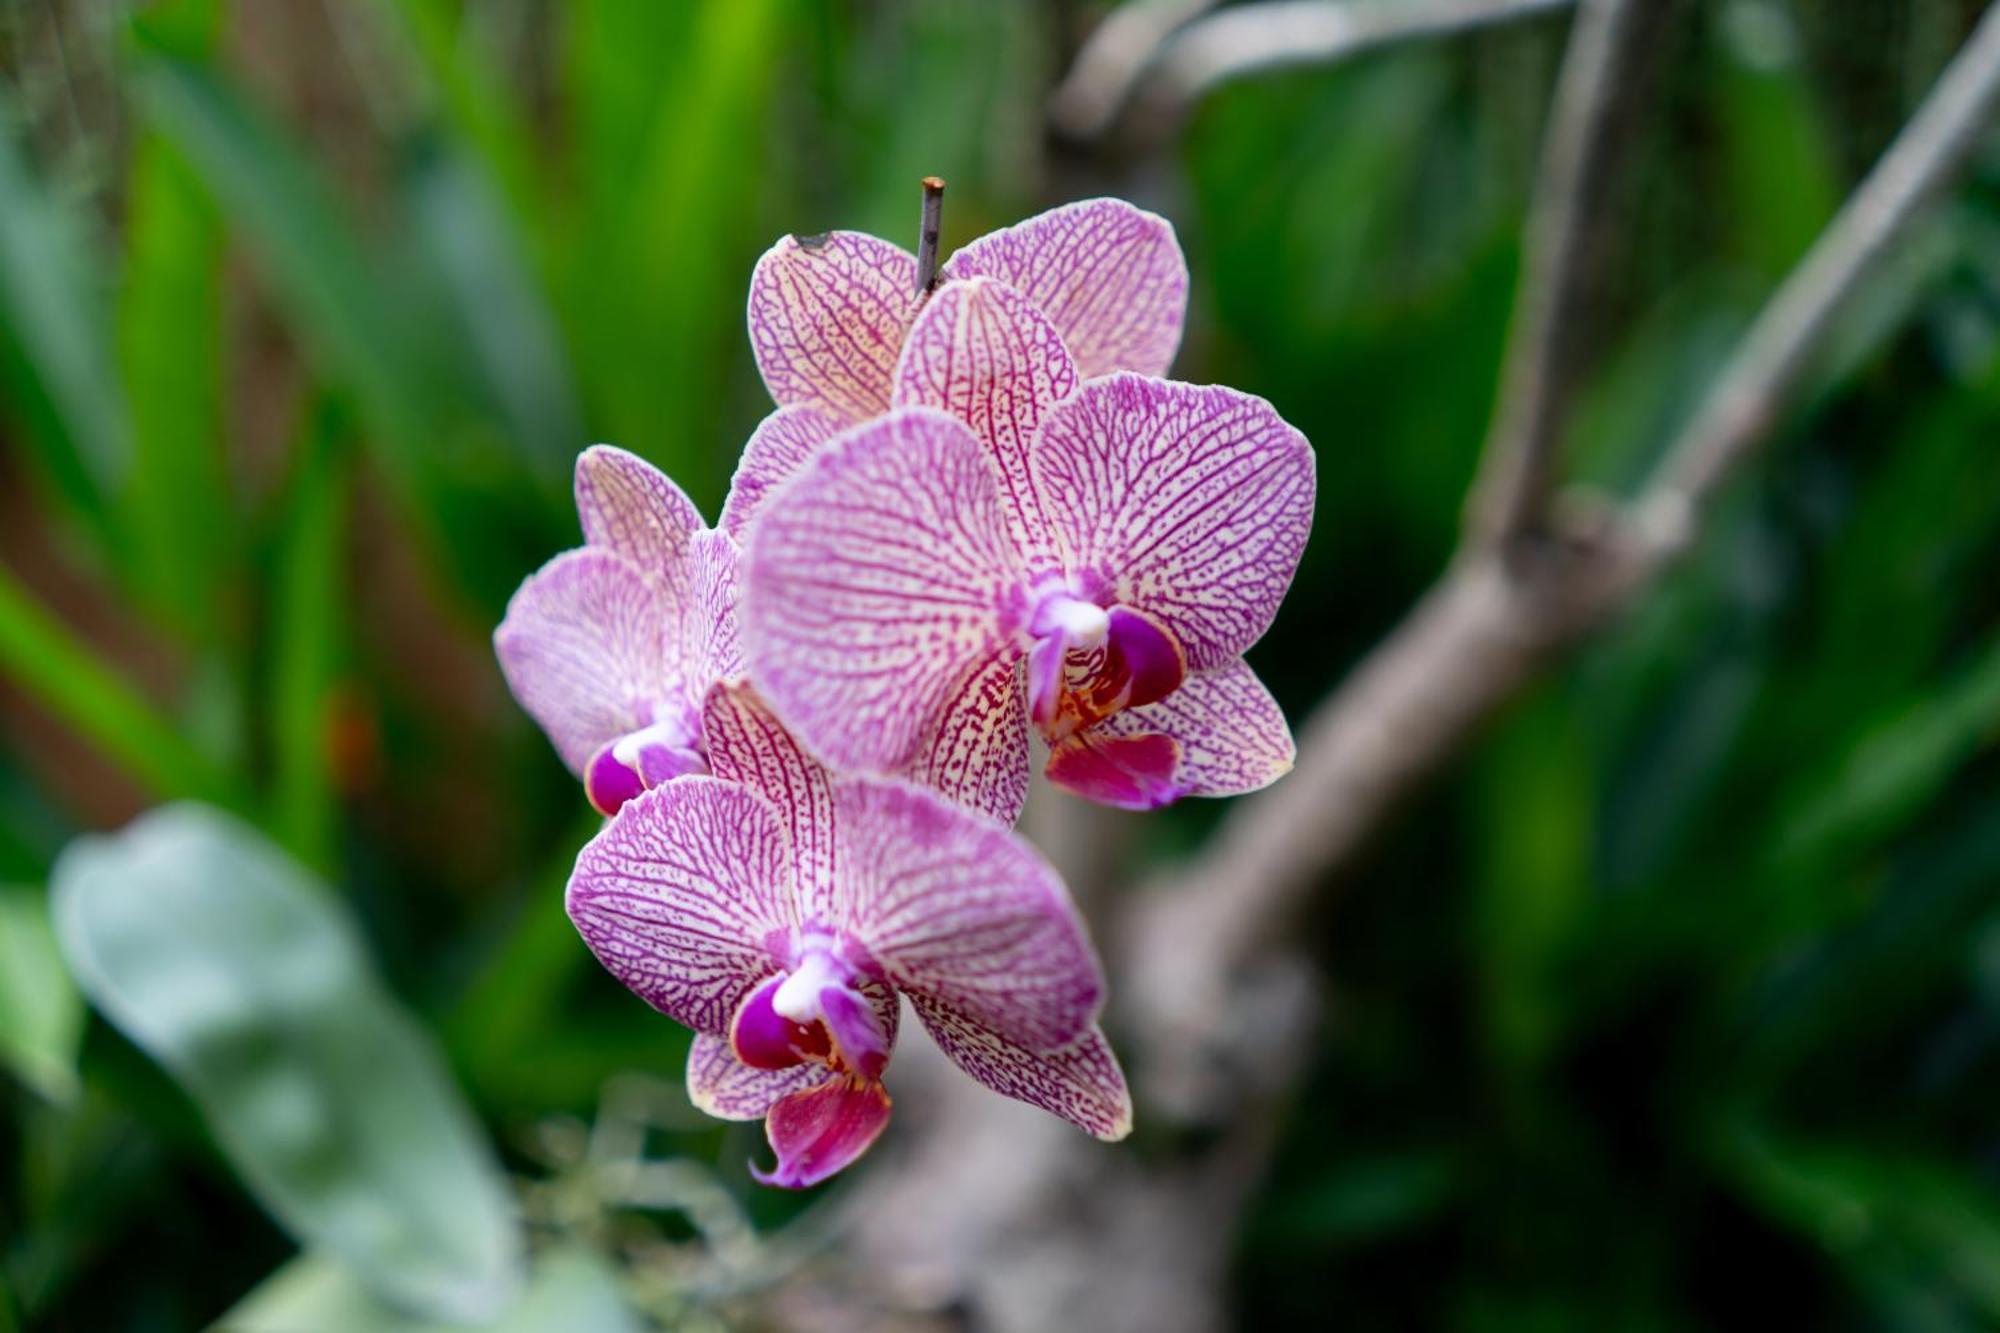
{"left": 1033, "top": 374, "right": 1316, "bottom": 670}
{"left": 819, "top": 983, "right": 893, "bottom": 1080}
{"left": 687, "top": 1032, "right": 823, "bottom": 1121}
{"left": 574, "top": 444, "right": 705, "bottom": 569}
{"left": 941, "top": 198, "right": 1188, "bottom": 380}
{"left": 1044, "top": 730, "right": 1186, "bottom": 810}
{"left": 494, "top": 547, "right": 680, "bottom": 774}
{"left": 719, "top": 405, "right": 845, "bottom": 542}
{"left": 566, "top": 778, "right": 797, "bottom": 1036}
{"left": 905, "top": 652, "right": 1031, "bottom": 825}
{"left": 1095, "top": 658, "right": 1295, "bottom": 798}
{"left": 747, "top": 231, "right": 920, "bottom": 422}
{"left": 751, "top": 1074, "right": 894, "bottom": 1189}
{"left": 891, "top": 277, "right": 1078, "bottom": 564}
{"left": 701, "top": 681, "right": 840, "bottom": 928}
{"left": 834, "top": 778, "right": 1103, "bottom": 1052}
{"left": 912, "top": 997, "right": 1132, "bottom": 1141}
{"left": 743, "top": 408, "right": 1028, "bottom": 776}
{"left": 685, "top": 528, "right": 745, "bottom": 684}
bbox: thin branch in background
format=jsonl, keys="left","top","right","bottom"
{"left": 1048, "top": 0, "right": 1220, "bottom": 140}
{"left": 1129, "top": 0, "right": 2000, "bottom": 1086}
{"left": 1635, "top": 0, "right": 2000, "bottom": 561}
{"left": 915, "top": 175, "right": 946, "bottom": 294}
{"left": 1067, "top": 0, "right": 1575, "bottom": 144}
{"left": 1467, "top": 0, "right": 1670, "bottom": 549}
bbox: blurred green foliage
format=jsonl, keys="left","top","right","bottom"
{"left": 1, "top": 0, "right": 1999, "bottom": 1328}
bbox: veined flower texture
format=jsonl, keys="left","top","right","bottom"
{"left": 566, "top": 682, "right": 1130, "bottom": 1188}
{"left": 741, "top": 274, "right": 1315, "bottom": 808}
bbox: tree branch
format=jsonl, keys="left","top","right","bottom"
{"left": 1467, "top": 0, "right": 1671, "bottom": 549}
{"left": 1633, "top": 0, "right": 2000, "bottom": 562}
{"left": 1066, "top": 0, "right": 1574, "bottom": 143}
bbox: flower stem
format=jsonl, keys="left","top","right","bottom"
{"left": 915, "top": 175, "right": 945, "bottom": 294}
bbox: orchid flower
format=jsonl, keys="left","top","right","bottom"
{"left": 494, "top": 446, "right": 740, "bottom": 816}
{"left": 741, "top": 272, "right": 1316, "bottom": 809}
{"left": 567, "top": 681, "right": 1131, "bottom": 1187}
{"left": 722, "top": 198, "right": 1189, "bottom": 539}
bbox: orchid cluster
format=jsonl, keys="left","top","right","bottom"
{"left": 496, "top": 196, "right": 1315, "bottom": 1188}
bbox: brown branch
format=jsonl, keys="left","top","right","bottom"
{"left": 1048, "top": 0, "right": 1221, "bottom": 142}
{"left": 1084, "top": 0, "right": 1575, "bottom": 143}
{"left": 915, "top": 176, "right": 946, "bottom": 295}
{"left": 1467, "top": 0, "right": 1672, "bottom": 549}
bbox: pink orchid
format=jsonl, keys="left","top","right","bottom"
{"left": 722, "top": 198, "right": 1189, "bottom": 540}
{"left": 741, "top": 274, "right": 1316, "bottom": 809}
{"left": 494, "top": 446, "right": 740, "bottom": 816}
{"left": 567, "top": 682, "right": 1130, "bottom": 1188}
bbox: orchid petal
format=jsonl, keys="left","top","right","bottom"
{"left": 1097, "top": 659, "right": 1295, "bottom": 798}
{"left": 912, "top": 998, "right": 1132, "bottom": 1141}
{"left": 906, "top": 652, "right": 1030, "bottom": 825}
{"left": 685, "top": 528, "right": 744, "bottom": 682}
{"left": 566, "top": 778, "right": 795, "bottom": 1036}
{"left": 1044, "top": 731, "right": 1186, "bottom": 810}
{"left": 942, "top": 198, "right": 1187, "bottom": 379}
{"left": 687, "top": 1033, "right": 822, "bottom": 1121}
{"left": 836, "top": 779, "right": 1102, "bottom": 1052}
{"left": 892, "top": 277, "right": 1077, "bottom": 561}
{"left": 494, "top": 548, "right": 677, "bottom": 774}
{"left": 819, "top": 983, "right": 893, "bottom": 1080}
{"left": 1033, "top": 374, "right": 1315, "bottom": 670}
{"left": 575, "top": 444, "right": 705, "bottom": 568}
{"left": 752, "top": 1075, "right": 894, "bottom": 1189}
{"left": 701, "top": 682, "right": 839, "bottom": 925}
{"left": 719, "top": 405, "right": 844, "bottom": 542}
{"left": 747, "top": 231, "right": 919, "bottom": 422}
{"left": 743, "top": 409, "right": 1025, "bottom": 775}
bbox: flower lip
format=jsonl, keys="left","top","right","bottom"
{"left": 731, "top": 974, "right": 832, "bottom": 1071}
{"left": 583, "top": 709, "right": 708, "bottom": 816}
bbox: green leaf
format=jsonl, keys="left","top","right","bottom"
{"left": 0, "top": 883, "right": 83, "bottom": 1103}
{"left": 1714, "top": 1117, "right": 2000, "bottom": 1320}
{"left": 268, "top": 399, "right": 351, "bottom": 871}
{"left": 0, "top": 109, "right": 129, "bottom": 537}
{"left": 1773, "top": 633, "right": 2000, "bottom": 875}
{"left": 214, "top": 1248, "right": 640, "bottom": 1333}
{"left": 52, "top": 804, "right": 522, "bottom": 1321}
{"left": 564, "top": 0, "right": 783, "bottom": 503}
{"left": 0, "top": 561, "right": 238, "bottom": 805}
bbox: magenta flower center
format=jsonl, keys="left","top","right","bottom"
{"left": 1026, "top": 584, "right": 1186, "bottom": 742}
{"left": 730, "top": 930, "right": 891, "bottom": 1082}
{"left": 583, "top": 703, "right": 707, "bottom": 816}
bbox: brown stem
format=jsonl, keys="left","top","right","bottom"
{"left": 916, "top": 176, "right": 946, "bottom": 295}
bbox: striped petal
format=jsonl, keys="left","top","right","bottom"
{"left": 566, "top": 778, "right": 796, "bottom": 1036}
{"left": 575, "top": 444, "right": 705, "bottom": 569}
{"left": 719, "top": 405, "right": 843, "bottom": 542}
{"left": 892, "top": 277, "right": 1078, "bottom": 562}
{"left": 906, "top": 651, "right": 1030, "bottom": 825}
{"left": 701, "top": 682, "right": 839, "bottom": 926}
{"left": 1033, "top": 374, "right": 1315, "bottom": 670}
{"left": 742, "top": 409, "right": 1026, "bottom": 776}
{"left": 752, "top": 1075, "right": 893, "bottom": 1189}
{"left": 913, "top": 998, "right": 1132, "bottom": 1141}
{"left": 747, "top": 231, "right": 919, "bottom": 422}
{"left": 686, "top": 1033, "right": 820, "bottom": 1121}
{"left": 494, "top": 548, "right": 677, "bottom": 774}
{"left": 942, "top": 198, "right": 1187, "bottom": 379}
{"left": 1096, "top": 659, "right": 1294, "bottom": 798}
{"left": 835, "top": 779, "right": 1102, "bottom": 1053}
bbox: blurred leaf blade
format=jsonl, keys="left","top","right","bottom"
{"left": 52, "top": 804, "right": 523, "bottom": 1321}
{"left": 268, "top": 400, "right": 351, "bottom": 871}
{"left": 0, "top": 561, "right": 237, "bottom": 805}
{"left": 214, "top": 1247, "right": 640, "bottom": 1333}
{"left": 0, "top": 883, "right": 83, "bottom": 1104}
{"left": 0, "top": 110, "right": 129, "bottom": 540}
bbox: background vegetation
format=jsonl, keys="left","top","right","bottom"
{"left": 3, "top": 0, "right": 2000, "bottom": 1328}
